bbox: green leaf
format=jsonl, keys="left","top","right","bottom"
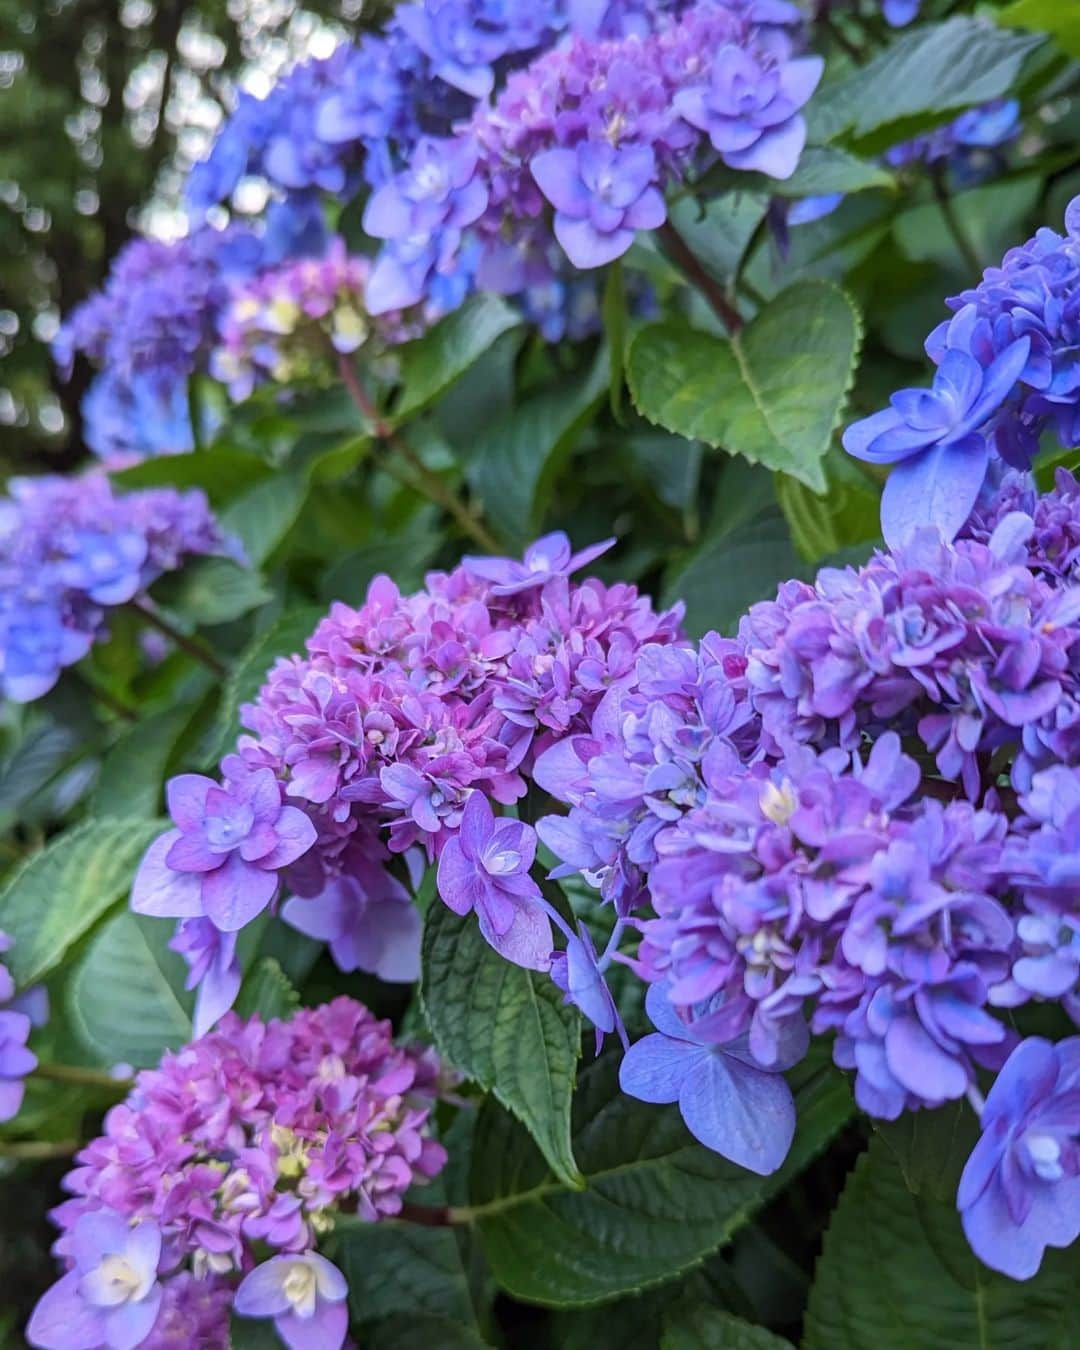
{"left": 156, "top": 556, "right": 272, "bottom": 627}
{"left": 361, "top": 1314, "right": 492, "bottom": 1349}
{"left": 603, "top": 261, "right": 629, "bottom": 420}
{"left": 774, "top": 452, "right": 881, "bottom": 565}
{"left": 872, "top": 1099, "right": 981, "bottom": 1203}
{"left": 0, "top": 817, "right": 166, "bottom": 986}
{"left": 661, "top": 1305, "right": 794, "bottom": 1350}
{"left": 229, "top": 1315, "right": 284, "bottom": 1350}
{"left": 393, "top": 295, "right": 522, "bottom": 421}
{"left": 627, "top": 282, "right": 862, "bottom": 493}
{"left": 67, "top": 910, "right": 193, "bottom": 1067}
{"left": 469, "top": 1050, "right": 852, "bottom": 1308}
{"left": 207, "top": 606, "right": 323, "bottom": 764}
{"left": 808, "top": 18, "right": 1045, "bottom": 155}
{"left": 220, "top": 472, "right": 310, "bottom": 567}
{"left": 110, "top": 449, "right": 273, "bottom": 505}
{"left": 998, "top": 0, "right": 1080, "bottom": 58}
{"left": 91, "top": 705, "right": 196, "bottom": 819}
{"left": 664, "top": 512, "right": 800, "bottom": 638}
{"left": 420, "top": 902, "right": 583, "bottom": 1190}
{"left": 319, "top": 526, "right": 441, "bottom": 604}
{"left": 0, "top": 722, "right": 82, "bottom": 831}
{"left": 233, "top": 957, "right": 299, "bottom": 1023}
{"left": 337, "top": 1220, "right": 479, "bottom": 1328}
{"left": 768, "top": 146, "right": 895, "bottom": 199}
{"left": 466, "top": 351, "right": 609, "bottom": 545}
{"left": 804, "top": 1138, "right": 1080, "bottom": 1350}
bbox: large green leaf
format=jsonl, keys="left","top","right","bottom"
{"left": 220, "top": 472, "right": 310, "bottom": 567}
{"left": 664, "top": 512, "right": 800, "bottom": 639}
{"left": 207, "top": 606, "right": 323, "bottom": 763}
{"left": 156, "top": 556, "right": 272, "bottom": 627}
{"left": 393, "top": 295, "right": 521, "bottom": 421}
{"left": 110, "top": 448, "right": 273, "bottom": 505}
{"left": 627, "top": 282, "right": 862, "bottom": 493}
{"left": 661, "top": 1305, "right": 794, "bottom": 1350}
{"left": 337, "top": 1219, "right": 480, "bottom": 1330}
{"left": 804, "top": 1138, "right": 1079, "bottom": 1350}
{"left": 467, "top": 1051, "right": 852, "bottom": 1308}
{"left": 808, "top": 18, "right": 1044, "bottom": 154}
{"left": 362, "top": 1315, "right": 492, "bottom": 1349}
{"left": 774, "top": 452, "right": 881, "bottom": 565}
{"left": 872, "top": 1099, "right": 981, "bottom": 1203}
{"left": 91, "top": 704, "right": 198, "bottom": 820}
{"left": 466, "top": 351, "right": 609, "bottom": 545}
{"left": 420, "top": 902, "right": 583, "bottom": 1190}
{"left": 67, "top": 910, "right": 193, "bottom": 1067}
{"left": 0, "top": 817, "right": 166, "bottom": 987}
{"left": 0, "top": 722, "right": 83, "bottom": 833}
{"left": 233, "top": 957, "right": 299, "bottom": 1023}
{"left": 998, "top": 0, "right": 1080, "bottom": 58}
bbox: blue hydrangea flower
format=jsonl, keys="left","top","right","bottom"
{"left": 842, "top": 338, "right": 1031, "bottom": 546}
{"left": 957, "top": 1036, "right": 1080, "bottom": 1280}
{"left": 619, "top": 983, "right": 797, "bottom": 1175}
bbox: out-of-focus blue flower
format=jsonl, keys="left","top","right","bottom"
{"left": 957, "top": 1036, "right": 1080, "bottom": 1280}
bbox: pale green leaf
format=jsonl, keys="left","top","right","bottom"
{"left": 998, "top": 0, "right": 1080, "bottom": 58}
{"left": 394, "top": 296, "right": 522, "bottom": 421}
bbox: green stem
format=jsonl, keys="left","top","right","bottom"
{"left": 0, "top": 1139, "right": 80, "bottom": 1161}
{"left": 336, "top": 354, "right": 501, "bottom": 553}
{"left": 128, "top": 600, "right": 226, "bottom": 677}
{"left": 75, "top": 669, "right": 137, "bottom": 722}
{"left": 658, "top": 221, "right": 744, "bottom": 335}
{"left": 34, "top": 1061, "right": 133, "bottom": 1091}
{"left": 931, "top": 170, "right": 981, "bottom": 278}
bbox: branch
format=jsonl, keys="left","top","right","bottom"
{"left": 658, "top": 222, "right": 745, "bottom": 334}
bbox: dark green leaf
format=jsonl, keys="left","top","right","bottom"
{"left": 998, "top": 0, "right": 1080, "bottom": 57}
{"left": 110, "top": 449, "right": 273, "bottom": 505}
{"left": 91, "top": 705, "right": 196, "bottom": 820}
{"left": 207, "top": 606, "right": 323, "bottom": 764}
{"left": 808, "top": 18, "right": 1045, "bottom": 154}
{"left": 394, "top": 296, "right": 522, "bottom": 421}
{"left": 319, "top": 526, "right": 441, "bottom": 604}
{"left": 67, "top": 910, "right": 193, "bottom": 1067}
{"left": 661, "top": 1305, "right": 794, "bottom": 1350}
{"left": 420, "top": 902, "right": 583, "bottom": 1189}
{"left": 362, "top": 1314, "right": 492, "bottom": 1349}
{"left": 220, "top": 472, "right": 309, "bottom": 567}
{"left": 768, "top": 146, "right": 895, "bottom": 200}
{"left": 469, "top": 1050, "right": 852, "bottom": 1307}
{"left": 338, "top": 1220, "right": 479, "bottom": 1328}
{"left": 774, "top": 452, "right": 881, "bottom": 565}
{"left": 229, "top": 1315, "right": 284, "bottom": 1350}
{"left": 665, "top": 513, "right": 800, "bottom": 638}
{"left": 157, "top": 556, "right": 272, "bottom": 627}
{"left": 0, "top": 722, "right": 82, "bottom": 831}
{"left": 627, "top": 282, "right": 862, "bottom": 493}
{"left": 466, "top": 351, "right": 609, "bottom": 545}
{"left": 603, "top": 261, "right": 629, "bottom": 420}
{"left": 0, "top": 818, "right": 166, "bottom": 986}
{"left": 872, "top": 1099, "right": 981, "bottom": 1202}
{"left": 804, "top": 1138, "right": 1080, "bottom": 1350}
{"left": 233, "top": 957, "right": 299, "bottom": 1023}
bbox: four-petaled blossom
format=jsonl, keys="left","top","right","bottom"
{"left": 234, "top": 1253, "right": 349, "bottom": 1350}
{"left": 843, "top": 339, "right": 1031, "bottom": 546}
{"left": 436, "top": 790, "right": 552, "bottom": 969}
{"left": 28, "top": 1212, "right": 163, "bottom": 1350}
{"left": 132, "top": 769, "right": 317, "bottom": 932}
{"left": 282, "top": 870, "right": 421, "bottom": 982}
{"left": 464, "top": 531, "right": 615, "bottom": 595}
{"left": 619, "top": 983, "right": 796, "bottom": 1175}
{"left": 958, "top": 1037, "right": 1080, "bottom": 1280}
{"left": 532, "top": 143, "right": 666, "bottom": 269}
{"left": 674, "top": 46, "right": 824, "bottom": 181}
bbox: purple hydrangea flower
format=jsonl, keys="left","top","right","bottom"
{"left": 843, "top": 339, "right": 1031, "bottom": 546}
{"left": 619, "top": 983, "right": 796, "bottom": 1174}
{"left": 27, "top": 1212, "right": 163, "bottom": 1350}
{"left": 958, "top": 1036, "right": 1080, "bottom": 1280}
{"left": 436, "top": 790, "right": 552, "bottom": 969}
{"left": 531, "top": 142, "right": 667, "bottom": 268}
{"left": 673, "top": 46, "right": 824, "bottom": 181}
{"left": 132, "top": 769, "right": 317, "bottom": 932}
{"left": 463, "top": 531, "right": 614, "bottom": 594}
{"left": 0, "top": 1009, "right": 36, "bottom": 1123}
{"left": 0, "top": 599, "right": 93, "bottom": 704}
{"left": 234, "top": 1252, "right": 349, "bottom": 1350}
{"left": 56, "top": 530, "right": 149, "bottom": 606}
{"left": 168, "top": 918, "right": 242, "bottom": 1039}
{"left": 281, "top": 867, "right": 421, "bottom": 982}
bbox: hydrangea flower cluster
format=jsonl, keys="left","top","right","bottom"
{"left": 210, "top": 237, "right": 418, "bottom": 402}
{"left": 0, "top": 471, "right": 235, "bottom": 704}
{"left": 884, "top": 99, "right": 1020, "bottom": 179}
{"left": 844, "top": 195, "right": 1080, "bottom": 545}
{"left": 366, "top": 0, "right": 821, "bottom": 305}
{"left": 133, "top": 532, "right": 682, "bottom": 1028}
{"left": 27, "top": 998, "right": 449, "bottom": 1350}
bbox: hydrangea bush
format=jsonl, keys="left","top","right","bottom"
{"left": 2, "top": 2, "right": 1078, "bottom": 1347}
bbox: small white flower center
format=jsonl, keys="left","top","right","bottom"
{"left": 282, "top": 1262, "right": 319, "bottom": 1318}
{"left": 96, "top": 1255, "right": 142, "bottom": 1302}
